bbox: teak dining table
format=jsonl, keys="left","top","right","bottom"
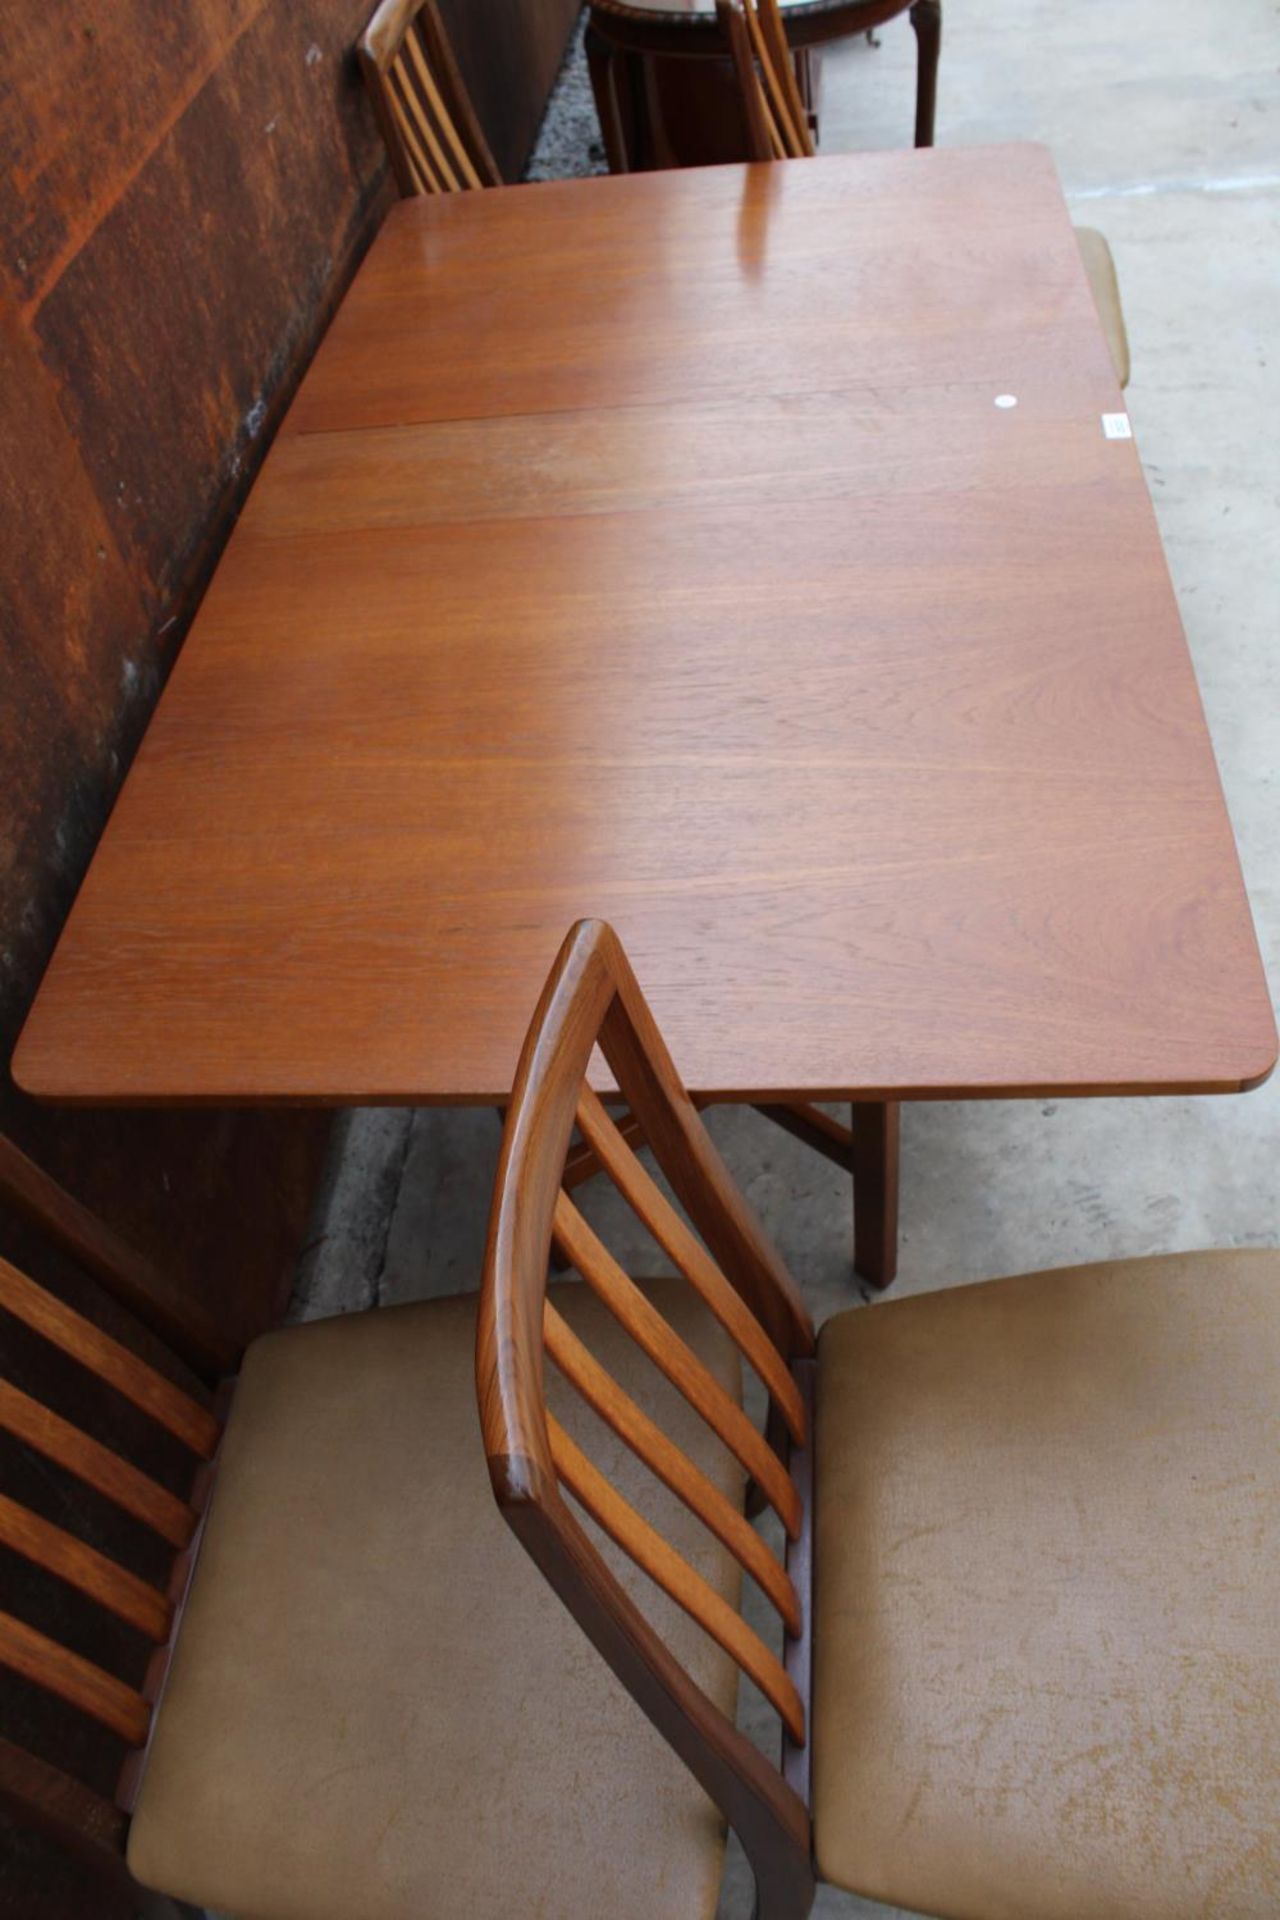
{"left": 15, "top": 146, "right": 1275, "bottom": 1288}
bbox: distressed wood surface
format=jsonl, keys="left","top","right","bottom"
{"left": 0, "top": 1, "right": 388, "bottom": 1357}
{"left": 0, "top": 14, "right": 383, "bottom": 1912}
{"left": 14, "top": 150, "right": 1276, "bottom": 1109}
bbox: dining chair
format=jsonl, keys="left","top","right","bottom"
{"left": 717, "top": 0, "right": 1130, "bottom": 388}
{"left": 1, "top": 1131, "right": 761, "bottom": 1916}
{"left": 1073, "top": 220, "right": 1132, "bottom": 386}
{"left": 480, "top": 917, "right": 1280, "bottom": 1919}
{"left": 0, "top": 1132, "right": 231, "bottom": 1917}
{"left": 708, "top": 0, "right": 938, "bottom": 163}
{"left": 358, "top": 0, "right": 500, "bottom": 196}
{"left": 716, "top": 0, "right": 815, "bottom": 159}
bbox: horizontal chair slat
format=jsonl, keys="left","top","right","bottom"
{"left": 0, "top": 1734, "right": 129, "bottom": 1868}
{"left": 0, "top": 1134, "right": 235, "bottom": 1378}
{"left": 549, "top": 1417, "right": 805, "bottom": 1744}
{"left": 576, "top": 1089, "right": 806, "bottom": 1443}
{"left": 562, "top": 1106, "right": 648, "bottom": 1193}
{"left": 0, "top": 1493, "right": 172, "bottom": 1641}
{"left": 0, "top": 1610, "right": 150, "bottom": 1746}
{"left": 553, "top": 1195, "right": 801, "bottom": 1539}
{"left": 0, "top": 1379, "right": 196, "bottom": 1548}
{"left": 544, "top": 1302, "right": 800, "bottom": 1634}
{"left": 0, "top": 1257, "right": 219, "bottom": 1459}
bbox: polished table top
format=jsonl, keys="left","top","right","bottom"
{"left": 16, "top": 148, "right": 1275, "bottom": 1107}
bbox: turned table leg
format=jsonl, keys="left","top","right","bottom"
{"left": 909, "top": 0, "right": 941, "bottom": 147}
{"left": 850, "top": 1100, "right": 900, "bottom": 1289}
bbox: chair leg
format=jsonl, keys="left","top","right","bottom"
{"left": 850, "top": 1101, "right": 899, "bottom": 1290}
{"left": 585, "top": 20, "right": 631, "bottom": 173}
{"left": 134, "top": 1892, "right": 206, "bottom": 1920}
{"left": 909, "top": 0, "right": 941, "bottom": 147}
{"left": 748, "top": 1857, "right": 817, "bottom": 1920}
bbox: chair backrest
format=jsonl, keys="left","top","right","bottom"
{"left": 359, "top": 0, "right": 502, "bottom": 195}
{"left": 478, "top": 920, "right": 818, "bottom": 1914}
{"left": 716, "top": 0, "right": 815, "bottom": 161}
{"left": 0, "top": 1135, "right": 232, "bottom": 1896}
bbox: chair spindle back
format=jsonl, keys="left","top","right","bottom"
{"left": 717, "top": 0, "right": 815, "bottom": 160}
{"left": 478, "top": 919, "right": 818, "bottom": 1912}
{"left": 359, "top": 0, "right": 501, "bottom": 196}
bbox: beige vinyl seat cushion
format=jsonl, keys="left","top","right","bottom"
{"left": 128, "top": 1280, "right": 744, "bottom": 1920}
{"left": 1075, "top": 224, "right": 1131, "bottom": 387}
{"left": 813, "top": 1249, "right": 1280, "bottom": 1920}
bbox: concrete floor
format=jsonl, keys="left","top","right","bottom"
{"left": 289, "top": 5, "right": 1279, "bottom": 1916}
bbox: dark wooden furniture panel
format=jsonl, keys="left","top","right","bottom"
{"left": 438, "top": 0, "right": 580, "bottom": 180}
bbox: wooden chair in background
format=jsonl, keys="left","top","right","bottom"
{"left": 359, "top": 0, "right": 500, "bottom": 195}
{"left": 480, "top": 918, "right": 1280, "bottom": 1919}
{"left": 587, "top": 0, "right": 939, "bottom": 172}
{"left": 0, "top": 1135, "right": 230, "bottom": 1917}
{"left": 1074, "top": 220, "right": 1132, "bottom": 386}
{"left": 716, "top": 0, "right": 815, "bottom": 160}
{"left": 0, "top": 1143, "right": 770, "bottom": 1911}
{"left": 712, "top": 0, "right": 940, "bottom": 160}
{"left": 717, "top": 0, "right": 1129, "bottom": 387}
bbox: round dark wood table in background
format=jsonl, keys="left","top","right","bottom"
{"left": 585, "top": 0, "right": 940, "bottom": 171}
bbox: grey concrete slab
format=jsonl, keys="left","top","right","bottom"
{"left": 285, "top": 4, "right": 1278, "bottom": 1915}
{"left": 820, "top": 0, "right": 1280, "bottom": 197}
{"left": 287, "top": 1108, "right": 414, "bottom": 1323}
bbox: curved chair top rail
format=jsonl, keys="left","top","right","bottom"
{"left": 478, "top": 919, "right": 817, "bottom": 1917}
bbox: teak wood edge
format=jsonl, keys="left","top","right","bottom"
{"left": 17, "top": 1064, "right": 1275, "bottom": 1107}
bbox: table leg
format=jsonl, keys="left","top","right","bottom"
{"left": 909, "top": 0, "right": 941, "bottom": 147}
{"left": 795, "top": 47, "right": 820, "bottom": 146}
{"left": 850, "top": 1100, "right": 900, "bottom": 1289}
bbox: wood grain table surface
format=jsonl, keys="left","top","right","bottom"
{"left": 15, "top": 147, "right": 1276, "bottom": 1111}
